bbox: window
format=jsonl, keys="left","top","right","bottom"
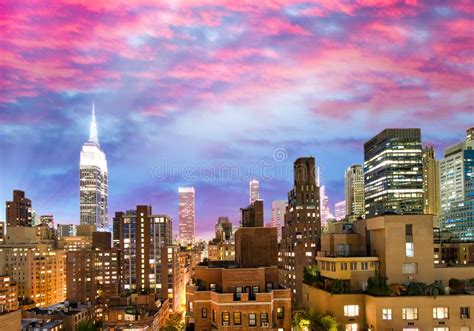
{"left": 331, "top": 262, "right": 336, "bottom": 271}
{"left": 261, "top": 313, "right": 268, "bottom": 326}
{"left": 402, "top": 308, "right": 418, "bottom": 320}
{"left": 249, "top": 313, "right": 256, "bottom": 327}
{"left": 201, "top": 308, "right": 207, "bottom": 318}
{"left": 233, "top": 312, "right": 241, "bottom": 325}
{"left": 212, "top": 310, "right": 216, "bottom": 322}
{"left": 266, "top": 282, "right": 273, "bottom": 292}
{"left": 406, "top": 224, "right": 414, "bottom": 257}
{"left": 433, "top": 307, "right": 449, "bottom": 319}
{"left": 350, "top": 262, "right": 357, "bottom": 270}
{"left": 406, "top": 242, "right": 414, "bottom": 257}
{"left": 460, "top": 307, "right": 470, "bottom": 319}
{"left": 433, "top": 328, "right": 449, "bottom": 331}
{"left": 222, "top": 312, "right": 230, "bottom": 325}
{"left": 345, "top": 324, "right": 358, "bottom": 331}
{"left": 210, "top": 283, "right": 217, "bottom": 291}
{"left": 277, "top": 307, "right": 284, "bottom": 319}
{"left": 344, "top": 305, "right": 359, "bottom": 317}
{"left": 341, "top": 262, "right": 348, "bottom": 270}
{"left": 402, "top": 263, "right": 417, "bottom": 274}
{"left": 235, "top": 286, "right": 243, "bottom": 300}
{"left": 382, "top": 308, "right": 392, "bottom": 320}
{"left": 361, "top": 262, "right": 368, "bottom": 270}
{"left": 252, "top": 286, "right": 260, "bottom": 293}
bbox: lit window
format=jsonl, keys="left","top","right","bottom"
{"left": 433, "top": 307, "right": 449, "bottom": 319}
{"left": 382, "top": 308, "right": 392, "bottom": 320}
{"left": 433, "top": 328, "right": 449, "bottom": 331}
{"left": 405, "top": 242, "right": 414, "bottom": 257}
{"left": 402, "top": 308, "right": 418, "bottom": 320}
{"left": 344, "top": 305, "right": 359, "bottom": 317}
{"left": 222, "top": 312, "right": 230, "bottom": 325}
{"left": 234, "top": 312, "right": 241, "bottom": 325}
{"left": 277, "top": 307, "right": 284, "bottom": 319}
{"left": 260, "top": 313, "right": 268, "bottom": 326}
{"left": 249, "top": 313, "right": 256, "bottom": 326}
{"left": 345, "top": 324, "right": 358, "bottom": 331}
{"left": 402, "top": 263, "right": 417, "bottom": 274}
{"left": 460, "top": 307, "right": 470, "bottom": 319}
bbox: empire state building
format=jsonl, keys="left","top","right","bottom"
{"left": 80, "top": 101, "right": 108, "bottom": 229}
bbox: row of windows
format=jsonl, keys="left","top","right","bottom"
{"left": 344, "top": 305, "right": 470, "bottom": 320}
{"left": 320, "top": 261, "right": 370, "bottom": 271}
{"left": 208, "top": 307, "right": 285, "bottom": 326}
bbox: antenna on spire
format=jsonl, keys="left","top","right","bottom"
{"left": 89, "top": 100, "right": 99, "bottom": 145}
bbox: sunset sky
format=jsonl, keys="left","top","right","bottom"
{"left": 1, "top": 1, "right": 472, "bottom": 238}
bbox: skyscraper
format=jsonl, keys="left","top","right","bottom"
{"left": 271, "top": 200, "right": 287, "bottom": 242}
{"left": 279, "top": 157, "right": 321, "bottom": 306}
{"left": 113, "top": 206, "right": 180, "bottom": 309}
{"left": 364, "top": 128, "right": 423, "bottom": 217}
{"left": 80, "top": 102, "right": 108, "bottom": 229}
{"left": 422, "top": 146, "right": 441, "bottom": 216}
{"left": 178, "top": 187, "right": 195, "bottom": 245}
{"left": 320, "top": 185, "right": 334, "bottom": 228}
{"left": 345, "top": 164, "right": 365, "bottom": 220}
{"left": 5, "top": 190, "right": 32, "bottom": 227}
{"left": 334, "top": 200, "right": 346, "bottom": 221}
{"left": 439, "top": 127, "right": 474, "bottom": 240}
{"left": 249, "top": 179, "right": 260, "bottom": 204}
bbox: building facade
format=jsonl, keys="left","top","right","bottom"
{"left": 179, "top": 187, "right": 195, "bottom": 245}
{"left": 422, "top": 146, "right": 441, "bottom": 216}
{"left": 335, "top": 200, "right": 346, "bottom": 221}
{"left": 345, "top": 165, "right": 365, "bottom": 220}
{"left": 80, "top": 102, "right": 108, "bottom": 229}
{"left": 279, "top": 157, "right": 321, "bottom": 306}
{"left": 249, "top": 179, "right": 260, "bottom": 205}
{"left": 440, "top": 127, "right": 474, "bottom": 241}
{"left": 241, "top": 200, "right": 264, "bottom": 228}
{"left": 271, "top": 200, "right": 287, "bottom": 242}
{"left": 6, "top": 190, "right": 32, "bottom": 227}
{"left": 0, "top": 275, "right": 18, "bottom": 312}
{"left": 364, "top": 128, "right": 423, "bottom": 217}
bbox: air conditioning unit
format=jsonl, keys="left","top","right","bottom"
{"left": 222, "top": 322, "right": 229, "bottom": 326}
{"left": 261, "top": 322, "right": 269, "bottom": 328}
{"left": 461, "top": 315, "right": 468, "bottom": 319}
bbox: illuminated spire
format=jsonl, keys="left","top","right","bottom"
{"left": 89, "top": 100, "right": 99, "bottom": 145}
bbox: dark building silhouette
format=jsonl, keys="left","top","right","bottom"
{"left": 279, "top": 157, "right": 321, "bottom": 306}
{"left": 241, "top": 200, "right": 264, "bottom": 227}
{"left": 6, "top": 190, "right": 32, "bottom": 227}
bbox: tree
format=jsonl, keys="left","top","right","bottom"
{"left": 388, "top": 283, "right": 406, "bottom": 296}
{"left": 424, "top": 281, "right": 445, "bottom": 297}
{"left": 160, "top": 313, "right": 184, "bottom": 331}
{"left": 77, "top": 320, "right": 97, "bottom": 331}
{"left": 406, "top": 282, "right": 426, "bottom": 296}
{"left": 329, "top": 279, "right": 348, "bottom": 294}
{"left": 292, "top": 309, "right": 338, "bottom": 331}
{"left": 367, "top": 274, "right": 391, "bottom": 296}
{"left": 303, "top": 265, "right": 324, "bottom": 288}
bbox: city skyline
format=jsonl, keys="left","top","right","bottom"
{"left": 1, "top": 1, "right": 472, "bottom": 238}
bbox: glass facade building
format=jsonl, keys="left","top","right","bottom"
{"left": 364, "top": 129, "right": 423, "bottom": 217}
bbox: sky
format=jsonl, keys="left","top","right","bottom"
{"left": 0, "top": 0, "right": 472, "bottom": 240}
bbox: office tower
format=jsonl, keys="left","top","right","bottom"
{"left": 5, "top": 190, "right": 32, "bottom": 227}
{"left": 249, "top": 179, "right": 260, "bottom": 204}
{"left": 280, "top": 157, "right": 321, "bottom": 306}
{"left": 241, "top": 200, "right": 264, "bottom": 227}
{"left": 345, "top": 164, "right": 365, "bottom": 220}
{"left": 320, "top": 185, "right": 334, "bottom": 227}
{"left": 66, "top": 232, "right": 120, "bottom": 304}
{"left": 80, "top": 101, "right": 108, "bottom": 229}
{"left": 422, "top": 146, "right": 441, "bottom": 216}
{"left": 57, "top": 224, "right": 75, "bottom": 238}
{"left": 335, "top": 200, "right": 346, "bottom": 221}
{"left": 364, "top": 128, "right": 423, "bottom": 217}
{"left": 440, "top": 127, "right": 474, "bottom": 240}
{"left": 271, "top": 200, "right": 288, "bottom": 242}
{"left": 178, "top": 187, "right": 195, "bottom": 245}
{"left": 215, "top": 217, "right": 232, "bottom": 242}
{"left": 113, "top": 206, "right": 180, "bottom": 310}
